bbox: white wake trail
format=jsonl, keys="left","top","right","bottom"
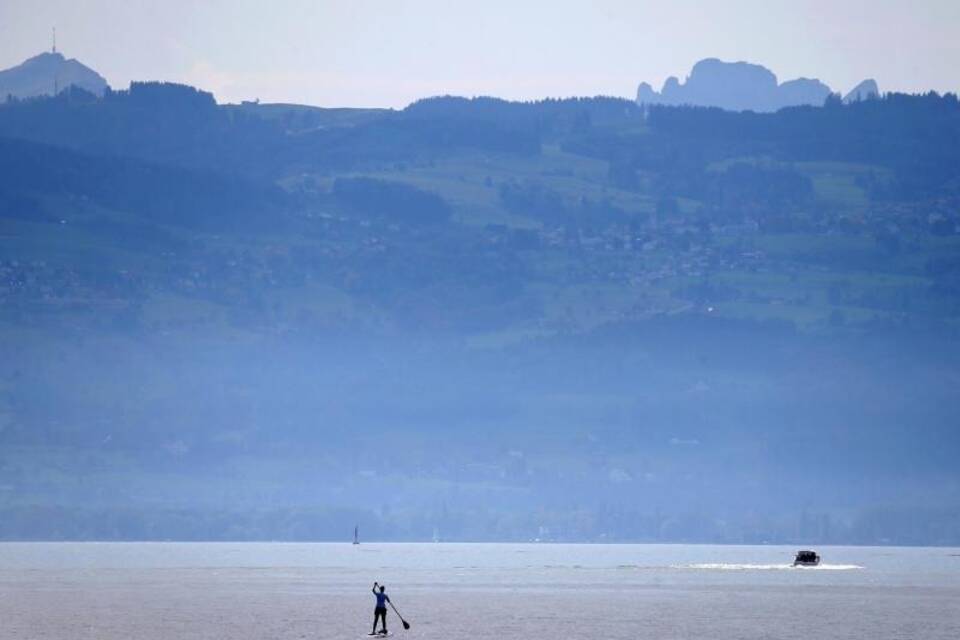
{"left": 679, "top": 563, "right": 863, "bottom": 571}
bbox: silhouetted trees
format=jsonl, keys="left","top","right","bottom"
{"left": 333, "top": 177, "right": 451, "bottom": 225}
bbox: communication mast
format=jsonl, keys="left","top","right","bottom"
{"left": 52, "top": 27, "right": 59, "bottom": 96}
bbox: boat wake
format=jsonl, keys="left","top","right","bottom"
{"left": 678, "top": 563, "right": 863, "bottom": 571}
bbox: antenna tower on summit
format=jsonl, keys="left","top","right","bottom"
{"left": 52, "top": 27, "right": 59, "bottom": 96}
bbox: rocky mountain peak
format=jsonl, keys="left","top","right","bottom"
{"left": 636, "top": 58, "right": 833, "bottom": 112}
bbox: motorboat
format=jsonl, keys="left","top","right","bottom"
{"left": 792, "top": 549, "right": 820, "bottom": 566}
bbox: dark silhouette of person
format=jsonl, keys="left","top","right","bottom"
{"left": 371, "top": 581, "right": 390, "bottom": 635}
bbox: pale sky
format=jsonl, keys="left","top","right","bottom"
{"left": 1, "top": 0, "right": 958, "bottom": 108}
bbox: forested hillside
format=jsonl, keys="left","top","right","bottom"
{"left": 1, "top": 85, "right": 959, "bottom": 543}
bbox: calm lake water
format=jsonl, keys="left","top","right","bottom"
{"left": 0, "top": 542, "right": 958, "bottom": 639}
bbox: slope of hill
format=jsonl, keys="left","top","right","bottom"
{"left": 0, "top": 136, "right": 288, "bottom": 230}
{"left": 1, "top": 85, "right": 959, "bottom": 544}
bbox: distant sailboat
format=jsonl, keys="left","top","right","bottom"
{"left": 432, "top": 527, "right": 440, "bottom": 543}
{"left": 353, "top": 525, "right": 360, "bottom": 545}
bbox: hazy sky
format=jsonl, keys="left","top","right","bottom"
{"left": 1, "top": 1, "right": 958, "bottom": 107}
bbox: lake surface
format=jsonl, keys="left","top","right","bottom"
{"left": 1, "top": 542, "right": 958, "bottom": 639}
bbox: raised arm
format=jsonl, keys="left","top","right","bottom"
{"left": 372, "top": 581, "right": 378, "bottom": 595}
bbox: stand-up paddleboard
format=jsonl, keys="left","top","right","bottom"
{"left": 366, "top": 633, "right": 393, "bottom": 638}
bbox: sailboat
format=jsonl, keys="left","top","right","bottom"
{"left": 353, "top": 525, "right": 360, "bottom": 545}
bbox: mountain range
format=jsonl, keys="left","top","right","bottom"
{"left": 1, "top": 51, "right": 884, "bottom": 114}
{"left": 636, "top": 58, "right": 880, "bottom": 112}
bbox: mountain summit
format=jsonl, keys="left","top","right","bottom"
{"left": 843, "top": 78, "right": 880, "bottom": 103}
{"left": 636, "top": 58, "right": 835, "bottom": 112}
{"left": 0, "top": 51, "right": 109, "bottom": 100}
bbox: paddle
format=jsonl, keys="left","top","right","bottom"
{"left": 389, "top": 600, "right": 411, "bottom": 630}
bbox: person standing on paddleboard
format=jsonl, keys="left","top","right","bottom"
{"left": 371, "top": 581, "right": 390, "bottom": 635}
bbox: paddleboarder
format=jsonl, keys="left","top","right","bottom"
{"left": 371, "top": 582, "right": 390, "bottom": 636}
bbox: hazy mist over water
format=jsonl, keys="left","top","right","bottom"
{"left": 3, "top": 318, "right": 958, "bottom": 544}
